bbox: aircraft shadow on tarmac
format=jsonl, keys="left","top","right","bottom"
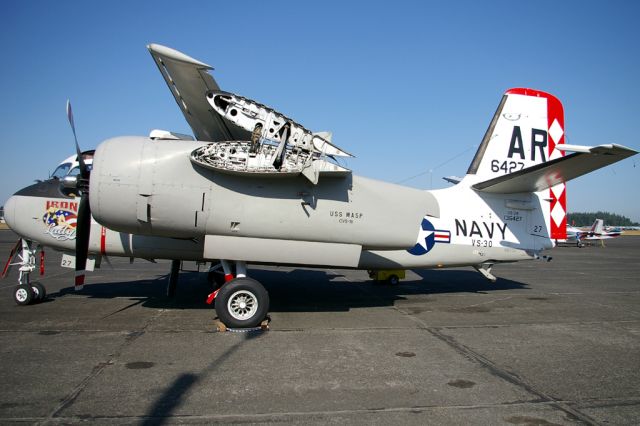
{"left": 33, "top": 270, "right": 528, "bottom": 424}
{"left": 46, "top": 268, "right": 528, "bottom": 312}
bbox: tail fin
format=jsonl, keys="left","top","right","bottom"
{"left": 466, "top": 88, "right": 567, "bottom": 240}
{"left": 591, "top": 219, "right": 604, "bottom": 234}
{"left": 467, "top": 88, "right": 566, "bottom": 178}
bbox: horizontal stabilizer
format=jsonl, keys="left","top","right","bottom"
{"left": 443, "top": 176, "right": 463, "bottom": 185}
{"left": 472, "top": 144, "right": 637, "bottom": 193}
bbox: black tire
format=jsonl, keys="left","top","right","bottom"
{"left": 14, "top": 284, "right": 34, "bottom": 306}
{"left": 31, "top": 282, "right": 46, "bottom": 302}
{"left": 387, "top": 274, "right": 400, "bottom": 285}
{"left": 215, "top": 277, "right": 269, "bottom": 328}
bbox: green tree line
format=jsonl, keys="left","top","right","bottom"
{"left": 566, "top": 212, "right": 639, "bottom": 227}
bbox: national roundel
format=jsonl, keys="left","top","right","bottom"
{"left": 408, "top": 218, "right": 436, "bottom": 256}
{"left": 407, "top": 217, "right": 451, "bottom": 256}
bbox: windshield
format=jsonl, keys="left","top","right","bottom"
{"left": 68, "top": 164, "right": 92, "bottom": 177}
{"left": 51, "top": 163, "right": 71, "bottom": 179}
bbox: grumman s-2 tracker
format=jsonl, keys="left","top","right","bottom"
{"left": 3, "top": 44, "right": 637, "bottom": 328}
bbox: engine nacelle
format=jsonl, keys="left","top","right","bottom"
{"left": 90, "top": 136, "right": 211, "bottom": 238}
{"left": 90, "top": 136, "right": 440, "bottom": 250}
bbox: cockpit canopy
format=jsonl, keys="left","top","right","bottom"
{"left": 50, "top": 151, "right": 94, "bottom": 180}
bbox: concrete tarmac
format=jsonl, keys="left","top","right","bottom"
{"left": 0, "top": 229, "right": 638, "bottom": 425}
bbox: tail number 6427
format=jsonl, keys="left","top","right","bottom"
{"left": 491, "top": 160, "right": 525, "bottom": 173}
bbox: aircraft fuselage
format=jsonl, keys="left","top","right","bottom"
{"left": 5, "top": 136, "right": 546, "bottom": 271}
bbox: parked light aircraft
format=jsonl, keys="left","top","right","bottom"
{"left": 3, "top": 44, "right": 637, "bottom": 328}
{"left": 562, "top": 219, "right": 623, "bottom": 246}
{"left": 590, "top": 219, "right": 623, "bottom": 239}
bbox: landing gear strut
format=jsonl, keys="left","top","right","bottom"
{"left": 3, "top": 239, "right": 47, "bottom": 305}
{"left": 207, "top": 260, "right": 270, "bottom": 328}
{"left": 166, "top": 259, "right": 180, "bottom": 298}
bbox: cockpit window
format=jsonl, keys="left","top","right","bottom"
{"left": 51, "top": 163, "right": 71, "bottom": 179}
{"left": 68, "top": 164, "right": 92, "bottom": 177}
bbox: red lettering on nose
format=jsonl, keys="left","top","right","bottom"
{"left": 46, "top": 201, "right": 60, "bottom": 209}
{"left": 70, "top": 202, "right": 78, "bottom": 212}
{"left": 60, "top": 202, "right": 68, "bottom": 209}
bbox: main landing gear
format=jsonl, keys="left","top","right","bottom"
{"left": 206, "top": 260, "right": 270, "bottom": 328}
{"left": 163, "top": 259, "right": 269, "bottom": 328}
{"left": 3, "top": 239, "right": 47, "bottom": 305}
{"left": 166, "top": 259, "right": 180, "bottom": 298}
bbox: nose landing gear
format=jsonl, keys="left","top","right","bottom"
{"left": 3, "top": 239, "right": 47, "bottom": 305}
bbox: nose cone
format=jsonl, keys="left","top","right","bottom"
{"left": 3, "top": 195, "right": 17, "bottom": 230}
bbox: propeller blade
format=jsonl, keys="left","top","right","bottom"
{"left": 75, "top": 192, "right": 91, "bottom": 291}
{"left": 66, "top": 100, "right": 92, "bottom": 291}
{"left": 66, "top": 100, "right": 88, "bottom": 178}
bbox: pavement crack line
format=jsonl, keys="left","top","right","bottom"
{"left": 293, "top": 271, "right": 605, "bottom": 425}
{"left": 463, "top": 295, "right": 514, "bottom": 309}
{"left": 41, "top": 308, "right": 166, "bottom": 423}
{"left": 17, "top": 398, "right": 639, "bottom": 424}
{"left": 41, "top": 331, "right": 144, "bottom": 423}
{"left": 425, "top": 327, "right": 600, "bottom": 425}
{"left": 380, "top": 299, "right": 603, "bottom": 426}
{"left": 571, "top": 298, "right": 640, "bottom": 317}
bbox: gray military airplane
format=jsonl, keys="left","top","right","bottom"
{"left": 3, "top": 44, "right": 637, "bottom": 328}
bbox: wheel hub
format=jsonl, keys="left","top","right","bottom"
{"left": 227, "top": 290, "right": 258, "bottom": 321}
{"left": 16, "top": 288, "right": 29, "bottom": 303}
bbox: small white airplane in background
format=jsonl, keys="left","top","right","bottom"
{"left": 562, "top": 219, "right": 622, "bottom": 247}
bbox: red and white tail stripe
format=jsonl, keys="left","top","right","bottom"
{"left": 542, "top": 90, "right": 567, "bottom": 240}
{"left": 504, "top": 89, "right": 567, "bottom": 240}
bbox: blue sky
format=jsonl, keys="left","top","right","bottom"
{"left": 2, "top": 1, "right": 639, "bottom": 221}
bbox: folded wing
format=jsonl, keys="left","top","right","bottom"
{"left": 147, "top": 43, "right": 250, "bottom": 142}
